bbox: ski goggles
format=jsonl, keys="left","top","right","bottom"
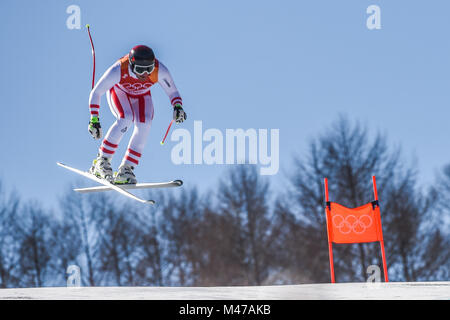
{"left": 133, "top": 63, "right": 155, "bottom": 76}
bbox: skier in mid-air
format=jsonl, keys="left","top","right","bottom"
{"left": 87, "top": 45, "right": 186, "bottom": 184}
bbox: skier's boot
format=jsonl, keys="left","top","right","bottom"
{"left": 89, "top": 155, "right": 114, "bottom": 183}
{"left": 114, "top": 163, "right": 137, "bottom": 185}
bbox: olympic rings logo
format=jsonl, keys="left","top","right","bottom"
{"left": 332, "top": 214, "right": 373, "bottom": 234}
{"left": 121, "top": 82, "right": 153, "bottom": 93}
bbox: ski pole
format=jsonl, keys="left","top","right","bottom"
{"left": 86, "top": 24, "right": 96, "bottom": 89}
{"left": 160, "top": 119, "right": 174, "bottom": 145}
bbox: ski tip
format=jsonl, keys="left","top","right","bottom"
{"left": 147, "top": 200, "right": 156, "bottom": 205}
{"left": 174, "top": 180, "right": 183, "bottom": 186}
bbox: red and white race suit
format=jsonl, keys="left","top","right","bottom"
{"left": 88, "top": 54, "right": 183, "bottom": 167}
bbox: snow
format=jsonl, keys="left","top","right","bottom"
{"left": 0, "top": 282, "right": 448, "bottom": 300}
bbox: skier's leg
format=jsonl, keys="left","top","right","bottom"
{"left": 90, "top": 87, "right": 134, "bottom": 182}
{"left": 98, "top": 87, "right": 134, "bottom": 158}
{"left": 115, "top": 93, "right": 154, "bottom": 184}
{"left": 123, "top": 93, "right": 154, "bottom": 166}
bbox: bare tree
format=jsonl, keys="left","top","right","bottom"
{"left": 192, "top": 205, "right": 238, "bottom": 285}
{"left": 96, "top": 203, "right": 144, "bottom": 286}
{"left": 157, "top": 188, "right": 203, "bottom": 286}
{"left": 59, "top": 188, "right": 102, "bottom": 286}
{"left": 433, "top": 164, "right": 450, "bottom": 234}
{"left": 133, "top": 192, "right": 167, "bottom": 286}
{"left": 14, "top": 202, "right": 53, "bottom": 287}
{"left": 46, "top": 216, "right": 81, "bottom": 286}
{"left": 209, "top": 166, "right": 275, "bottom": 285}
{"left": 409, "top": 164, "right": 450, "bottom": 281}
{"left": 0, "top": 181, "right": 21, "bottom": 287}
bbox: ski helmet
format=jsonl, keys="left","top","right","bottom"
{"left": 129, "top": 45, "right": 155, "bottom": 75}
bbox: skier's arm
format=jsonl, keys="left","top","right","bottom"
{"left": 158, "top": 62, "right": 186, "bottom": 123}
{"left": 157, "top": 62, "right": 183, "bottom": 108}
{"left": 88, "top": 62, "right": 121, "bottom": 117}
{"left": 87, "top": 62, "right": 120, "bottom": 139}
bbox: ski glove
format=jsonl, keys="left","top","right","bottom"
{"left": 88, "top": 116, "right": 102, "bottom": 140}
{"left": 173, "top": 104, "right": 187, "bottom": 124}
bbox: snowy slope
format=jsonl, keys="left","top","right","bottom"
{"left": 0, "top": 282, "right": 448, "bottom": 300}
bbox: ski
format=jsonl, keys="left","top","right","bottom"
{"left": 73, "top": 180, "right": 183, "bottom": 193}
{"left": 56, "top": 162, "right": 156, "bottom": 205}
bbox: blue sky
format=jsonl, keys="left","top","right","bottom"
{"left": 1, "top": 0, "right": 450, "bottom": 210}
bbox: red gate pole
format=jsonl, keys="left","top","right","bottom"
{"left": 324, "top": 178, "right": 335, "bottom": 283}
{"left": 372, "top": 176, "right": 389, "bottom": 282}
{"left": 379, "top": 240, "right": 389, "bottom": 282}
{"left": 372, "top": 175, "right": 379, "bottom": 201}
